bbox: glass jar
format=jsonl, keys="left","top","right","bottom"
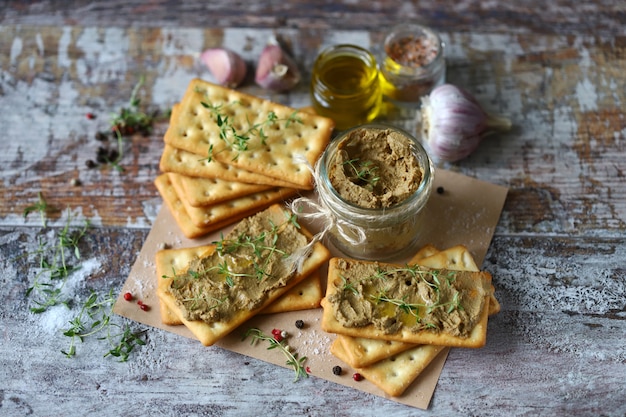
{"left": 310, "top": 44, "right": 382, "bottom": 131}
{"left": 317, "top": 124, "right": 434, "bottom": 261}
{"left": 379, "top": 23, "right": 446, "bottom": 108}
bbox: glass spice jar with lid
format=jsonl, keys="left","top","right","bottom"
{"left": 316, "top": 123, "right": 434, "bottom": 261}
{"left": 379, "top": 23, "right": 446, "bottom": 108}
{"left": 310, "top": 44, "right": 383, "bottom": 131}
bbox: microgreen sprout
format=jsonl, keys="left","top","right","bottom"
{"left": 23, "top": 192, "right": 58, "bottom": 227}
{"left": 200, "top": 100, "right": 302, "bottom": 162}
{"left": 342, "top": 158, "right": 380, "bottom": 190}
{"left": 243, "top": 328, "right": 308, "bottom": 382}
{"left": 62, "top": 289, "right": 147, "bottom": 361}
{"left": 25, "top": 214, "right": 91, "bottom": 313}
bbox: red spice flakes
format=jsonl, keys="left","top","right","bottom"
{"left": 386, "top": 35, "right": 438, "bottom": 67}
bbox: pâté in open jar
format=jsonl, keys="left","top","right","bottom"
{"left": 316, "top": 124, "right": 434, "bottom": 260}
{"left": 379, "top": 23, "right": 446, "bottom": 108}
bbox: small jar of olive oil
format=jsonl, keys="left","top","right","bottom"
{"left": 310, "top": 44, "right": 382, "bottom": 131}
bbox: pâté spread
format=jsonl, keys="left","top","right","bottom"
{"left": 327, "top": 258, "right": 488, "bottom": 337}
{"left": 166, "top": 209, "right": 307, "bottom": 322}
{"left": 327, "top": 126, "right": 422, "bottom": 208}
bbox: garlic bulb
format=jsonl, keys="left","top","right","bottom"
{"left": 420, "top": 84, "right": 511, "bottom": 162}
{"left": 200, "top": 48, "right": 247, "bottom": 88}
{"left": 255, "top": 42, "right": 301, "bottom": 92}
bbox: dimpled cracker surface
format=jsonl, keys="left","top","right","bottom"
{"left": 164, "top": 79, "right": 334, "bottom": 189}
{"left": 154, "top": 173, "right": 296, "bottom": 239}
{"left": 159, "top": 144, "right": 301, "bottom": 188}
{"left": 168, "top": 172, "right": 272, "bottom": 208}
{"left": 330, "top": 338, "right": 444, "bottom": 397}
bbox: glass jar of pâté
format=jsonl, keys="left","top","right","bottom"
{"left": 317, "top": 124, "right": 434, "bottom": 261}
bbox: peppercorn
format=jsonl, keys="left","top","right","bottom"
{"left": 436, "top": 186, "right": 445, "bottom": 194}
{"left": 295, "top": 320, "right": 304, "bottom": 329}
{"left": 353, "top": 372, "right": 363, "bottom": 381}
{"left": 332, "top": 366, "right": 342, "bottom": 376}
{"left": 85, "top": 159, "right": 97, "bottom": 169}
{"left": 95, "top": 131, "right": 109, "bottom": 141}
{"left": 123, "top": 292, "right": 133, "bottom": 301}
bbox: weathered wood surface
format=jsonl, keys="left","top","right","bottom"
{"left": 1, "top": 2, "right": 626, "bottom": 416}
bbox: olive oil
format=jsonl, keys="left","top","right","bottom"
{"left": 311, "top": 44, "right": 382, "bottom": 130}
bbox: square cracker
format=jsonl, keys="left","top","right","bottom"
{"left": 167, "top": 173, "right": 298, "bottom": 228}
{"left": 155, "top": 246, "right": 323, "bottom": 326}
{"left": 329, "top": 244, "right": 496, "bottom": 397}
{"left": 164, "top": 78, "right": 334, "bottom": 189}
{"left": 160, "top": 144, "right": 302, "bottom": 189}
{"left": 330, "top": 338, "right": 444, "bottom": 397}
{"left": 334, "top": 245, "right": 478, "bottom": 368}
{"left": 154, "top": 173, "right": 298, "bottom": 238}
{"left": 321, "top": 257, "right": 493, "bottom": 348}
{"left": 168, "top": 172, "right": 272, "bottom": 208}
{"left": 157, "top": 204, "right": 332, "bottom": 346}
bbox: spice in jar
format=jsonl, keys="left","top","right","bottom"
{"left": 316, "top": 124, "right": 434, "bottom": 260}
{"left": 310, "top": 44, "right": 383, "bottom": 131}
{"left": 379, "top": 23, "right": 445, "bottom": 107}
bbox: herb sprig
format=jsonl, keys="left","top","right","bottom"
{"left": 25, "top": 213, "right": 91, "bottom": 314}
{"left": 200, "top": 100, "right": 303, "bottom": 162}
{"left": 23, "top": 192, "right": 59, "bottom": 227}
{"left": 22, "top": 200, "right": 147, "bottom": 361}
{"left": 62, "top": 289, "right": 147, "bottom": 361}
{"left": 243, "top": 328, "right": 308, "bottom": 382}
{"left": 342, "top": 158, "right": 380, "bottom": 191}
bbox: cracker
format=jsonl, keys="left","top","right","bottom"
{"left": 168, "top": 173, "right": 298, "bottom": 228}
{"left": 154, "top": 173, "right": 238, "bottom": 238}
{"left": 155, "top": 246, "right": 323, "bottom": 325}
{"left": 335, "top": 335, "right": 416, "bottom": 368}
{"left": 321, "top": 257, "right": 493, "bottom": 348}
{"left": 158, "top": 204, "right": 332, "bottom": 346}
{"left": 155, "top": 173, "right": 299, "bottom": 238}
{"left": 168, "top": 172, "right": 272, "bottom": 207}
{"left": 330, "top": 338, "right": 444, "bottom": 397}
{"left": 334, "top": 245, "right": 480, "bottom": 368}
{"left": 262, "top": 270, "right": 323, "bottom": 314}
{"left": 160, "top": 144, "right": 303, "bottom": 188}
{"left": 164, "top": 79, "right": 334, "bottom": 189}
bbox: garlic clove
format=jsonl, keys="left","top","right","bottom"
{"left": 420, "top": 84, "right": 511, "bottom": 162}
{"left": 255, "top": 44, "right": 301, "bottom": 92}
{"left": 200, "top": 48, "right": 247, "bottom": 88}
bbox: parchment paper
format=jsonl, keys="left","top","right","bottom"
{"left": 113, "top": 169, "right": 508, "bottom": 410}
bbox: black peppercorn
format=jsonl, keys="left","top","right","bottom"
{"left": 436, "top": 186, "right": 445, "bottom": 194}
{"left": 295, "top": 320, "right": 304, "bottom": 329}
{"left": 85, "top": 159, "right": 97, "bottom": 169}
{"left": 332, "top": 365, "right": 342, "bottom": 376}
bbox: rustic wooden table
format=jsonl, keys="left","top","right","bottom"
{"left": 2, "top": 1, "right": 625, "bottom": 416}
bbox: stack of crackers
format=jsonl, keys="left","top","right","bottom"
{"left": 155, "top": 78, "right": 334, "bottom": 238}
{"left": 323, "top": 245, "right": 501, "bottom": 397}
